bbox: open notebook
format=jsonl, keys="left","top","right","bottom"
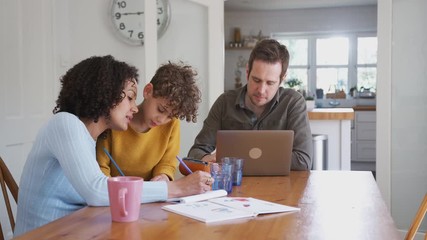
{"left": 163, "top": 190, "right": 299, "bottom": 223}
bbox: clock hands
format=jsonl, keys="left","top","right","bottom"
{"left": 122, "top": 12, "right": 144, "bottom": 16}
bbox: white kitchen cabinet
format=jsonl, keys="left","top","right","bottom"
{"left": 308, "top": 108, "right": 354, "bottom": 170}
{"left": 351, "top": 111, "right": 376, "bottom": 171}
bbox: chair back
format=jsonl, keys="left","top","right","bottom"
{"left": 405, "top": 193, "right": 427, "bottom": 240}
{"left": 0, "top": 156, "right": 19, "bottom": 240}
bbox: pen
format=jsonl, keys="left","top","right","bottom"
{"left": 103, "top": 147, "right": 125, "bottom": 176}
{"left": 176, "top": 156, "right": 193, "bottom": 174}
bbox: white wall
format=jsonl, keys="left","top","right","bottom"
{"left": 1, "top": 1, "right": 56, "bottom": 239}
{"left": 377, "top": 0, "right": 427, "bottom": 236}
{"left": 387, "top": 0, "right": 427, "bottom": 233}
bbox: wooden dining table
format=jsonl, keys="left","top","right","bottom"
{"left": 13, "top": 171, "right": 400, "bottom": 240}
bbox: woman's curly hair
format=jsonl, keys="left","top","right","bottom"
{"left": 151, "top": 61, "right": 201, "bottom": 123}
{"left": 53, "top": 55, "right": 139, "bottom": 122}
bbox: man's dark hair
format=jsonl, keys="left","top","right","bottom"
{"left": 247, "top": 39, "right": 290, "bottom": 81}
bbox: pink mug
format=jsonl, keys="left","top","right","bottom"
{"left": 107, "top": 176, "right": 143, "bottom": 222}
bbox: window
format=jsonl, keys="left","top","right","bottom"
{"left": 277, "top": 39, "right": 308, "bottom": 90}
{"left": 357, "top": 37, "right": 377, "bottom": 91}
{"left": 316, "top": 37, "right": 349, "bottom": 93}
{"left": 273, "top": 33, "right": 377, "bottom": 98}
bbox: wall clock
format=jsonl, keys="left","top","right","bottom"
{"left": 111, "top": 0, "right": 171, "bottom": 46}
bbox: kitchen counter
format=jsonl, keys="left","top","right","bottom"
{"left": 308, "top": 108, "right": 354, "bottom": 120}
{"left": 353, "top": 105, "right": 376, "bottom": 111}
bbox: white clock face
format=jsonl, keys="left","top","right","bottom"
{"left": 111, "top": 0, "right": 171, "bottom": 46}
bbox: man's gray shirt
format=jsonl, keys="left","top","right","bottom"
{"left": 188, "top": 86, "right": 313, "bottom": 170}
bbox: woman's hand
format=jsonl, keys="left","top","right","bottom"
{"left": 167, "top": 171, "right": 214, "bottom": 198}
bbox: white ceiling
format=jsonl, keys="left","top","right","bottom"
{"left": 224, "top": 0, "right": 377, "bottom": 11}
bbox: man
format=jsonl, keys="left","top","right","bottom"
{"left": 188, "top": 39, "right": 312, "bottom": 170}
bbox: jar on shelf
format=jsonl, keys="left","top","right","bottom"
{"left": 234, "top": 28, "right": 241, "bottom": 43}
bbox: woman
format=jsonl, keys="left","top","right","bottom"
{"left": 14, "top": 55, "right": 212, "bottom": 236}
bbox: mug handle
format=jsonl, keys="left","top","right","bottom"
{"left": 119, "top": 188, "right": 128, "bottom": 216}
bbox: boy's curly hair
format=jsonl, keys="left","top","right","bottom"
{"left": 53, "top": 55, "right": 139, "bottom": 122}
{"left": 151, "top": 61, "right": 201, "bottom": 122}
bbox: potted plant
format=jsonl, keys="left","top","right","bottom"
{"left": 284, "top": 78, "right": 303, "bottom": 89}
{"left": 285, "top": 78, "right": 315, "bottom": 111}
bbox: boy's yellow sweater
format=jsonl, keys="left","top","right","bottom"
{"left": 96, "top": 119, "right": 180, "bottom": 180}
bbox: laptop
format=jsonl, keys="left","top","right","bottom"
{"left": 216, "top": 130, "right": 294, "bottom": 176}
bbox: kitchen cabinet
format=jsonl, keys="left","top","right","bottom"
{"left": 309, "top": 108, "right": 354, "bottom": 170}
{"left": 351, "top": 110, "right": 376, "bottom": 172}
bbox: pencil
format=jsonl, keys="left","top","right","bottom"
{"left": 176, "top": 156, "right": 193, "bottom": 174}
{"left": 103, "top": 147, "right": 125, "bottom": 176}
